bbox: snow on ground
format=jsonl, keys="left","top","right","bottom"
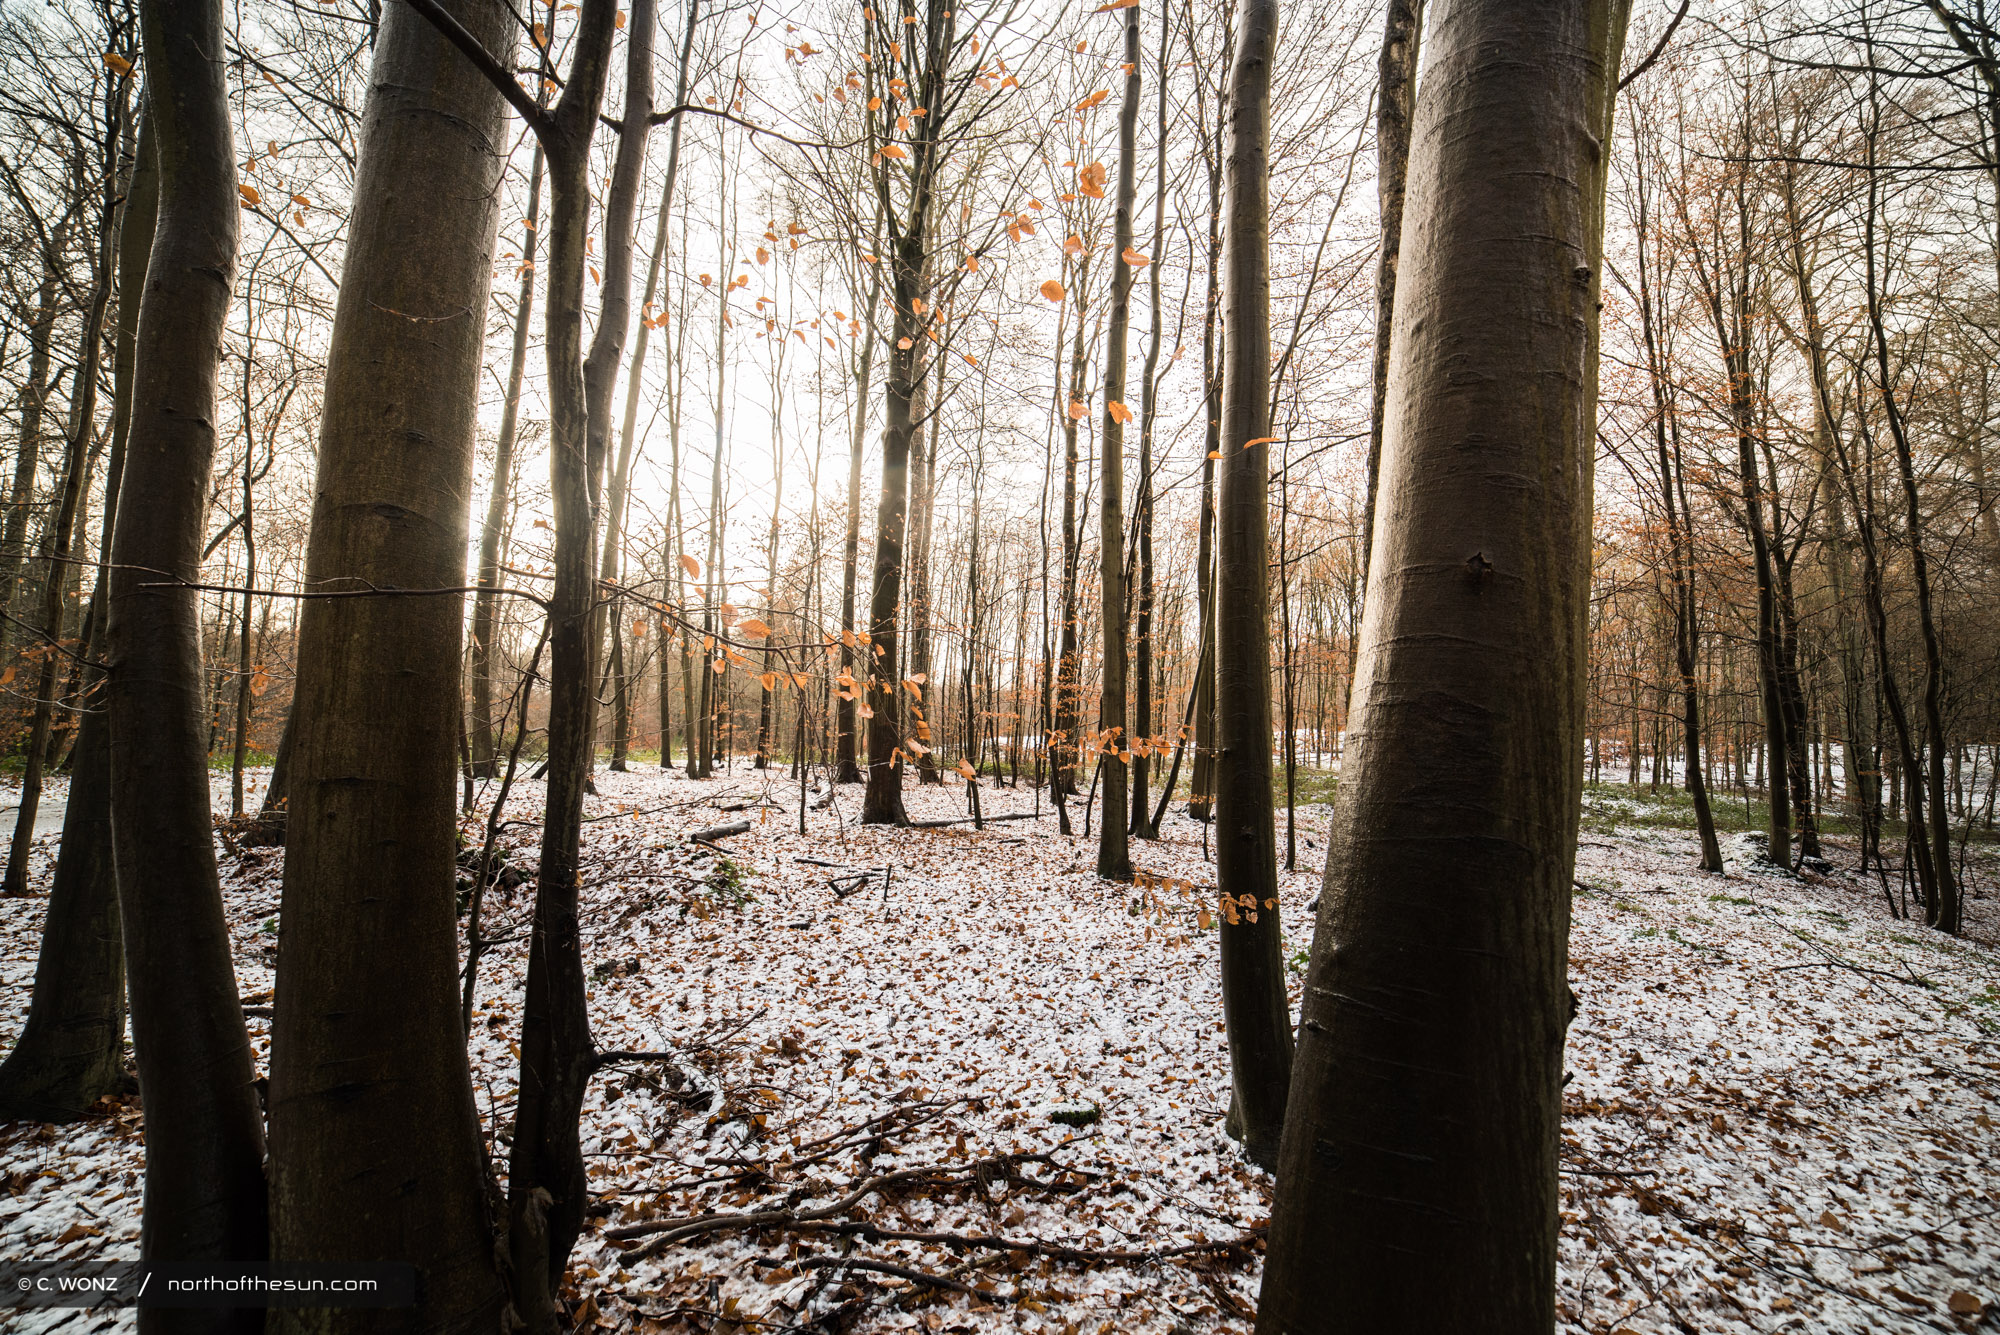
{"left": 1, "top": 764, "right": 1996, "bottom": 1333}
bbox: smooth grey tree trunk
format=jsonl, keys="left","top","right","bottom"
{"left": 1213, "top": 0, "right": 1290, "bottom": 1169}
{"left": 1259, "top": 1, "right": 1629, "bottom": 1327}
{"left": 110, "top": 2, "right": 269, "bottom": 1323}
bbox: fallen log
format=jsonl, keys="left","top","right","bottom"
{"left": 688, "top": 819, "right": 752, "bottom": 842}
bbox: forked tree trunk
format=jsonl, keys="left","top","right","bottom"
{"left": 109, "top": 0, "right": 269, "bottom": 1311}
{"left": 266, "top": 5, "right": 515, "bottom": 1329}
{"left": 1213, "top": 0, "right": 1289, "bottom": 1168}
{"left": 506, "top": 1, "right": 620, "bottom": 1318}
{"left": 1259, "top": 2, "right": 1629, "bottom": 1327}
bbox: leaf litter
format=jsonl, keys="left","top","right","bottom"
{"left": 1, "top": 767, "right": 1996, "bottom": 1333}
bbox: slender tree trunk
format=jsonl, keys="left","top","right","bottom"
{"left": 1094, "top": 0, "right": 1140, "bottom": 882}
{"left": 836, "top": 233, "right": 882, "bottom": 784}
{"left": 1629, "top": 129, "right": 1722, "bottom": 871}
{"left": 0, "top": 114, "right": 154, "bottom": 1122}
{"left": 110, "top": 0, "right": 268, "bottom": 1313}
{"left": 1131, "top": 0, "right": 1169, "bottom": 841}
{"left": 1213, "top": 0, "right": 1290, "bottom": 1167}
{"left": 0, "top": 262, "right": 61, "bottom": 627}
{"left": 3, "top": 82, "right": 127, "bottom": 899}
{"left": 1861, "top": 117, "right": 1958, "bottom": 931}
{"left": 1053, "top": 257, "right": 1091, "bottom": 811}
{"left": 470, "top": 141, "right": 544, "bottom": 778}
{"left": 861, "top": 232, "right": 926, "bottom": 825}
{"left": 1260, "top": 3, "right": 1629, "bottom": 1327}
{"left": 625, "top": 0, "right": 699, "bottom": 772}
{"left": 1187, "top": 59, "right": 1224, "bottom": 824}
{"left": 905, "top": 347, "right": 940, "bottom": 783}
{"left": 584, "top": 0, "right": 656, "bottom": 779}
{"left": 1358, "top": 0, "right": 1420, "bottom": 599}
{"left": 425, "top": 2, "right": 624, "bottom": 1320}
{"left": 266, "top": 7, "right": 515, "bottom": 1330}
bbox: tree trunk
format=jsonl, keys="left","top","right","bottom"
{"left": 436, "top": 1, "right": 624, "bottom": 1320}
{"left": 624, "top": 0, "right": 700, "bottom": 771}
{"left": 3, "top": 73, "right": 128, "bottom": 899}
{"left": 1095, "top": 0, "right": 1139, "bottom": 882}
{"left": 1130, "top": 0, "right": 1170, "bottom": 841}
{"left": 0, "top": 112, "right": 154, "bottom": 1122}
{"left": 1358, "top": 0, "right": 1420, "bottom": 599}
{"left": 861, "top": 233, "right": 925, "bottom": 825}
{"left": 0, "top": 261, "right": 62, "bottom": 629}
{"left": 1259, "top": 2, "right": 1629, "bottom": 1327}
{"left": 1186, "top": 49, "right": 1224, "bottom": 824}
{"left": 470, "top": 140, "right": 543, "bottom": 778}
{"left": 265, "top": 5, "right": 516, "bottom": 1330}
{"left": 109, "top": 0, "right": 269, "bottom": 1311}
{"left": 584, "top": 0, "right": 657, "bottom": 778}
{"left": 836, "top": 232, "right": 882, "bottom": 784}
{"left": 1213, "top": 0, "right": 1290, "bottom": 1168}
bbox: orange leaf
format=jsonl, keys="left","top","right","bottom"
{"left": 1121, "top": 247, "right": 1149, "bottom": 267}
{"left": 1077, "top": 162, "right": 1107, "bottom": 198}
{"left": 103, "top": 51, "right": 133, "bottom": 76}
{"left": 1092, "top": 0, "right": 1138, "bottom": 9}
{"left": 759, "top": 672, "right": 778, "bottom": 690}
{"left": 880, "top": 143, "right": 908, "bottom": 159}
{"left": 1040, "top": 279, "right": 1066, "bottom": 302}
{"left": 737, "top": 617, "right": 771, "bottom": 638}
{"left": 1243, "top": 435, "right": 1278, "bottom": 447}
{"left": 1106, "top": 400, "right": 1133, "bottom": 424}
{"left": 238, "top": 183, "right": 261, "bottom": 206}
{"left": 956, "top": 758, "right": 978, "bottom": 781}
{"left": 678, "top": 554, "right": 702, "bottom": 578}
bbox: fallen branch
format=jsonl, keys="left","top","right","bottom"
{"left": 749, "top": 1253, "right": 979, "bottom": 1295}
{"left": 903, "top": 812, "right": 1040, "bottom": 830}
{"left": 606, "top": 1148, "right": 1071, "bottom": 1257}
{"left": 777, "top": 1219, "right": 1263, "bottom": 1268}
{"left": 690, "top": 819, "right": 753, "bottom": 842}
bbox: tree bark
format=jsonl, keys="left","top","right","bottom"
{"left": 1259, "top": 2, "right": 1629, "bottom": 1327}
{"left": 110, "top": 0, "right": 268, "bottom": 1315}
{"left": 265, "top": 5, "right": 515, "bottom": 1330}
{"left": 1214, "top": 0, "right": 1290, "bottom": 1168}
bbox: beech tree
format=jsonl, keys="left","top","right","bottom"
{"left": 107, "top": 0, "right": 268, "bottom": 1302}
{"left": 264, "top": 2, "right": 515, "bottom": 1327}
{"left": 1213, "top": 0, "right": 1291, "bottom": 1170}
{"left": 1260, "top": 2, "right": 1630, "bottom": 1327}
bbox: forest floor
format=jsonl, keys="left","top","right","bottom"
{"left": 1, "top": 764, "right": 1997, "bottom": 1334}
